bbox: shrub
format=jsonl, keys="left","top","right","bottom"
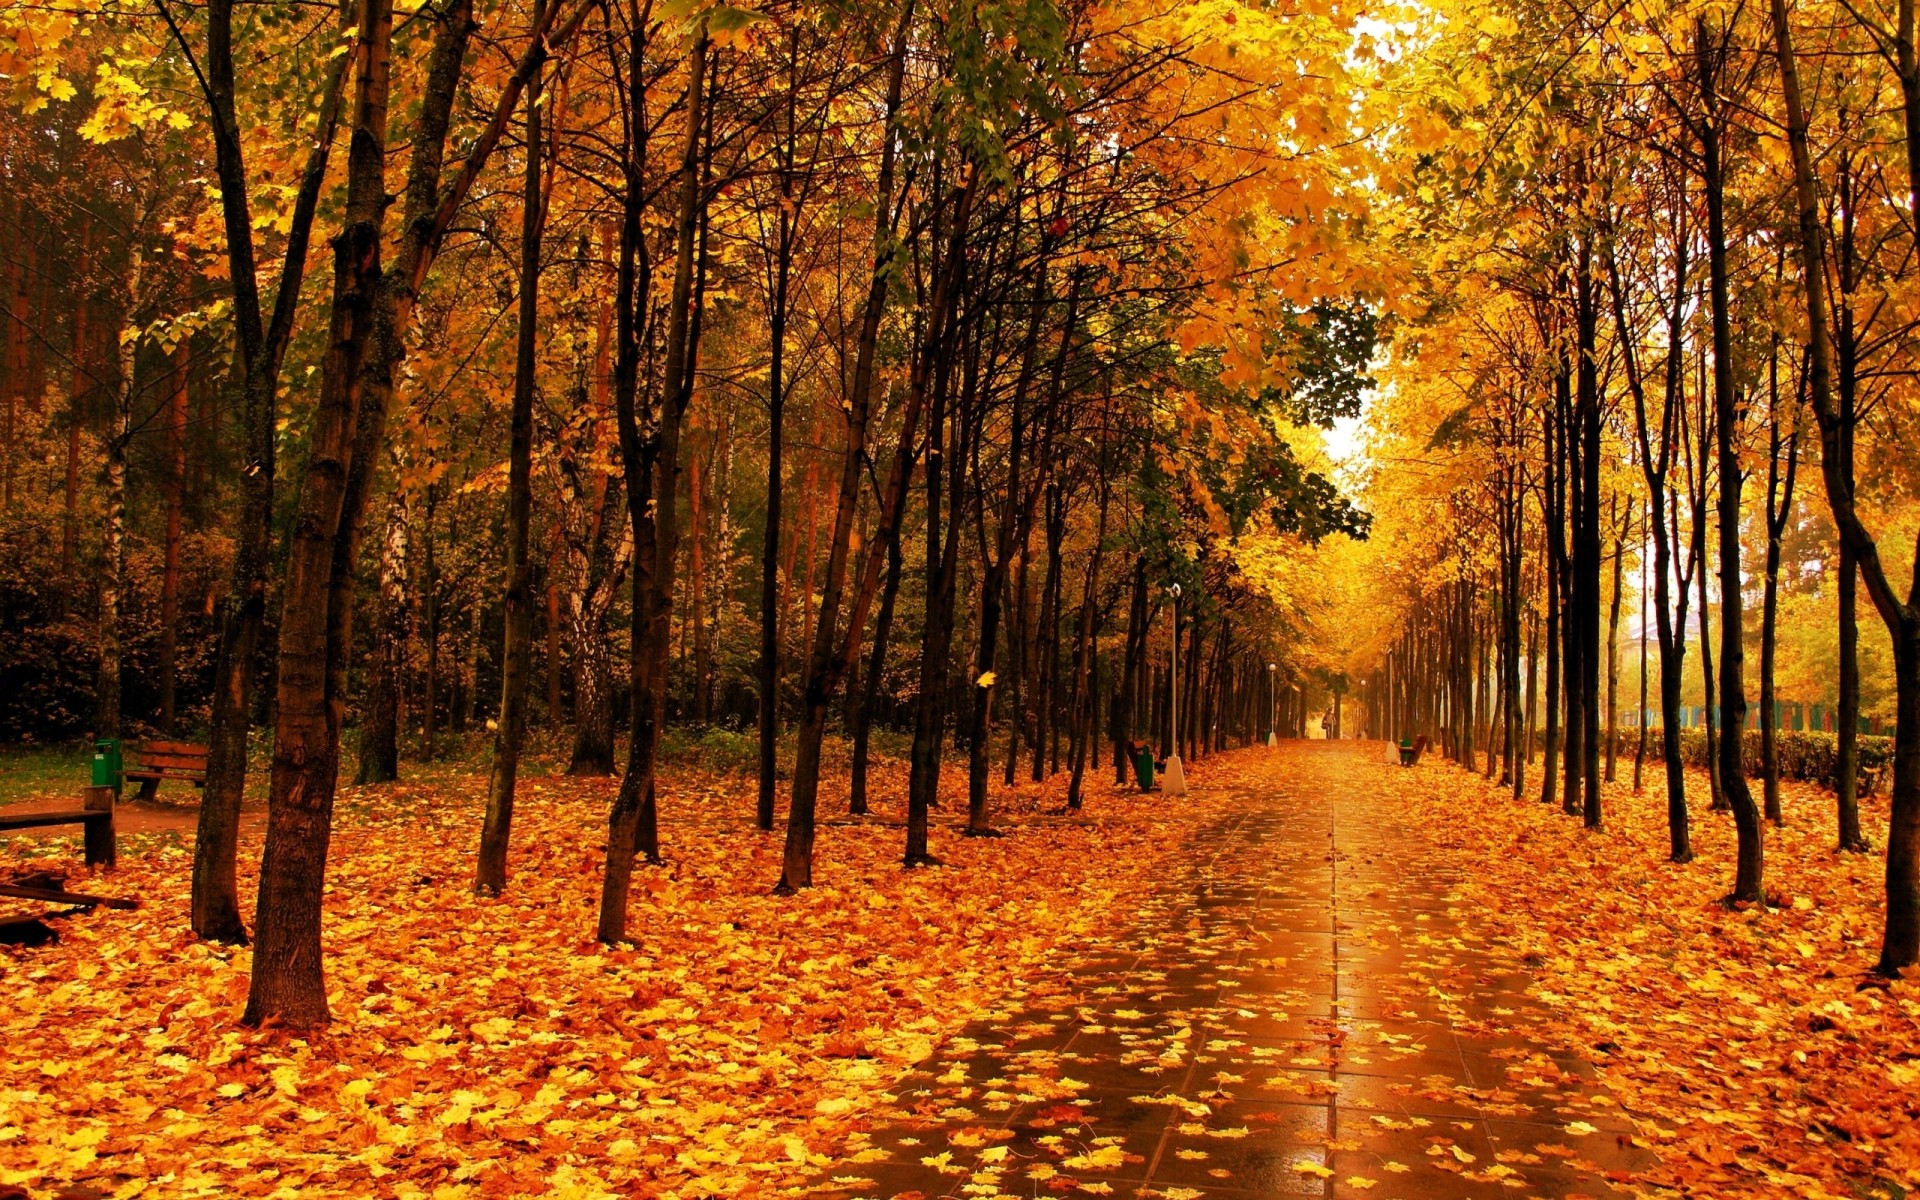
{"left": 1619, "top": 727, "right": 1892, "bottom": 788}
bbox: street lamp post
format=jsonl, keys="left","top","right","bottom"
{"left": 1164, "top": 583, "right": 1187, "bottom": 795}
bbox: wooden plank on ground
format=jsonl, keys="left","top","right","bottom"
{"left": 0, "top": 883, "right": 138, "bottom": 910}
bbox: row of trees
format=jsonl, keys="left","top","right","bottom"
{"left": 1, "top": 0, "right": 1399, "bottom": 1025}
{"left": 1345, "top": 0, "right": 1919, "bottom": 975}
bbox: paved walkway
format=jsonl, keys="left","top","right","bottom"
{"left": 819, "top": 741, "right": 1658, "bottom": 1199}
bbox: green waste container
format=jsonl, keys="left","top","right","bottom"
{"left": 92, "top": 737, "right": 123, "bottom": 794}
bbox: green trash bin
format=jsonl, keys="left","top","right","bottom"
{"left": 92, "top": 737, "right": 123, "bottom": 795}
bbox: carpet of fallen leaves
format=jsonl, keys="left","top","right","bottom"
{"left": 1394, "top": 752, "right": 1920, "bottom": 1199}
{"left": 0, "top": 751, "right": 1239, "bottom": 1200}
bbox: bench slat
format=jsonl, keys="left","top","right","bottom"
{"left": 143, "top": 741, "right": 207, "bottom": 755}
{"left": 0, "top": 810, "right": 112, "bottom": 831}
{"left": 133, "top": 751, "right": 209, "bottom": 766}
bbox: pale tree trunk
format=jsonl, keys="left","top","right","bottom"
{"left": 355, "top": 465, "right": 410, "bottom": 784}
{"left": 96, "top": 245, "right": 144, "bottom": 742}
{"left": 61, "top": 217, "right": 91, "bottom": 603}
{"left": 567, "top": 488, "right": 631, "bottom": 777}
{"left": 1604, "top": 500, "right": 1623, "bottom": 783}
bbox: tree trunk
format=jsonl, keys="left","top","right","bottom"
{"left": 1770, "top": 0, "right": 1920, "bottom": 970}
{"left": 159, "top": 343, "right": 189, "bottom": 735}
{"left": 1114, "top": 557, "right": 1147, "bottom": 783}
{"left": 1699, "top": 21, "right": 1764, "bottom": 899}
{"left": 1760, "top": 347, "right": 1797, "bottom": 826}
{"left": 1066, "top": 463, "right": 1110, "bottom": 810}
{"left": 355, "top": 472, "right": 410, "bottom": 784}
{"left": 476, "top": 14, "right": 545, "bottom": 896}
{"left": 96, "top": 246, "right": 144, "bottom": 742}
{"left": 1693, "top": 389, "right": 1725, "bottom": 813}
{"left": 601, "top": 24, "right": 709, "bottom": 941}
{"left": 1541, "top": 372, "right": 1563, "bottom": 808}
{"left": 247, "top": 0, "right": 405, "bottom": 1026}
{"left": 1574, "top": 235, "right": 1603, "bottom": 830}
{"left": 904, "top": 316, "right": 968, "bottom": 869}
{"left": 1032, "top": 484, "right": 1063, "bottom": 781}
{"left": 1604, "top": 505, "right": 1623, "bottom": 784}
{"left": 568, "top": 606, "right": 618, "bottom": 774}
{"left": 850, "top": 532, "right": 904, "bottom": 816}
{"left": 250, "top": 0, "right": 532, "bottom": 1020}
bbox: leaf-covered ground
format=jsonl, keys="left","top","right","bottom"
{"left": 6, "top": 742, "right": 1917, "bottom": 1200}
{"left": 1393, "top": 752, "right": 1920, "bottom": 1199}
{"left": 0, "top": 753, "right": 1235, "bottom": 1200}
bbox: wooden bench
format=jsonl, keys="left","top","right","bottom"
{"left": 1397, "top": 734, "right": 1430, "bottom": 767}
{"left": 0, "top": 787, "right": 116, "bottom": 866}
{"left": 124, "top": 740, "right": 209, "bottom": 801}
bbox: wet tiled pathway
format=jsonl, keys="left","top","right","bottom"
{"left": 816, "top": 741, "right": 1660, "bottom": 1199}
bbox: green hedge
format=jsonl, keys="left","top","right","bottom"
{"left": 1614, "top": 727, "right": 1893, "bottom": 788}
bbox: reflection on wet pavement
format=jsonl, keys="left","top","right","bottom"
{"left": 813, "top": 742, "right": 1660, "bottom": 1199}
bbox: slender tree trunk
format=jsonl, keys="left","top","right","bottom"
{"left": 61, "top": 223, "right": 91, "bottom": 600}
{"left": 1032, "top": 485, "right": 1062, "bottom": 781}
{"left": 97, "top": 416, "right": 128, "bottom": 740}
{"left": 96, "top": 246, "right": 144, "bottom": 743}
{"left": 1067, "top": 464, "right": 1111, "bottom": 810}
{"left": 1114, "top": 557, "right": 1147, "bottom": 783}
{"left": 1773, "top": 0, "right": 1920, "bottom": 970}
{"left": 774, "top": 0, "right": 918, "bottom": 855}
{"left": 904, "top": 328, "right": 967, "bottom": 869}
{"left": 965, "top": 264, "right": 1054, "bottom": 833}
{"left": 1761, "top": 350, "right": 1797, "bottom": 826}
{"left": 422, "top": 485, "right": 439, "bottom": 764}
{"left": 603, "top": 24, "right": 710, "bottom": 939}
{"left": 158, "top": 343, "right": 189, "bottom": 734}
{"left": 1635, "top": 500, "right": 1649, "bottom": 794}
{"left": 1699, "top": 22, "right": 1763, "bottom": 898}
{"left": 476, "top": 18, "right": 545, "bottom": 895}
{"left": 1522, "top": 591, "right": 1537, "bottom": 791}
{"left": 1541, "top": 373, "right": 1563, "bottom": 808}
{"left": 1574, "top": 236, "right": 1603, "bottom": 829}
{"left": 1605, "top": 507, "right": 1623, "bottom": 784}
{"left": 1839, "top": 547, "right": 1869, "bottom": 848}
{"left": 1692, "top": 380, "right": 1726, "bottom": 813}
{"left": 756, "top": 243, "right": 788, "bottom": 832}
{"left": 850, "top": 533, "right": 904, "bottom": 816}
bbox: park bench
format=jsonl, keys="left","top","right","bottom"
{"left": 0, "top": 787, "right": 116, "bottom": 866}
{"left": 124, "top": 741, "right": 210, "bottom": 801}
{"left": 1397, "top": 735, "right": 1430, "bottom": 767}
